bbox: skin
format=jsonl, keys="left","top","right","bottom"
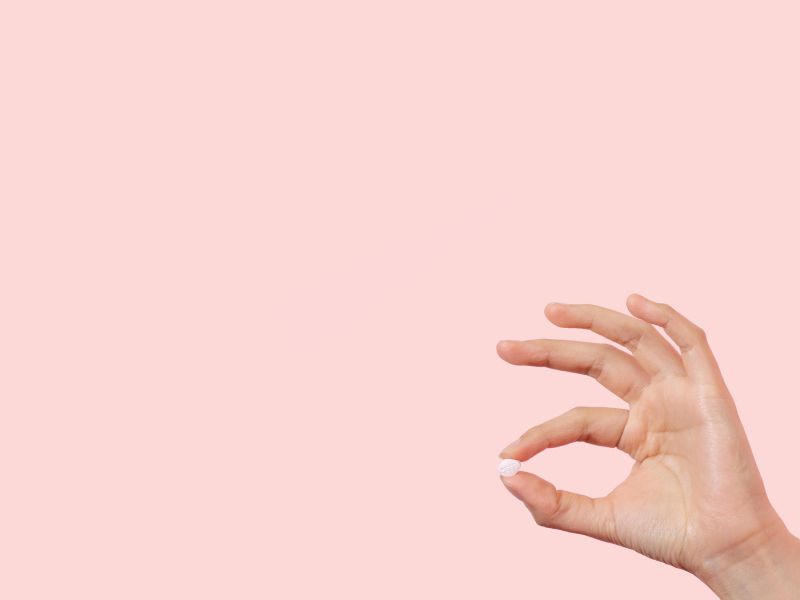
{"left": 497, "top": 294, "right": 800, "bottom": 599}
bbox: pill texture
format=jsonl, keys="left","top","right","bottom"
{"left": 497, "top": 458, "right": 521, "bottom": 477}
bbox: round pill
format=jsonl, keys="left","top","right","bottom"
{"left": 497, "top": 458, "right": 521, "bottom": 477}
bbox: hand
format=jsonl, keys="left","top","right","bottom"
{"left": 496, "top": 294, "right": 800, "bottom": 598}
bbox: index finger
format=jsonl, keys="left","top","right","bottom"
{"left": 499, "top": 406, "right": 630, "bottom": 461}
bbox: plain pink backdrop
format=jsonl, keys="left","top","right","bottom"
{"left": 1, "top": 1, "right": 799, "bottom": 598}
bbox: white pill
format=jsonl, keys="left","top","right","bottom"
{"left": 497, "top": 458, "right": 521, "bottom": 477}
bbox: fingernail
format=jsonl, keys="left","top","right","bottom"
{"left": 497, "top": 458, "right": 521, "bottom": 477}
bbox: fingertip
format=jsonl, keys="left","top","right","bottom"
{"left": 544, "top": 301, "right": 573, "bottom": 327}
{"left": 499, "top": 470, "right": 553, "bottom": 507}
{"left": 496, "top": 339, "right": 516, "bottom": 356}
{"left": 627, "top": 293, "right": 666, "bottom": 325}
{"left": 626, "top": 292, "right": 645, "bottom": 308}
{"left": 543, "top": 301, "right": 565, "bottom": 317}
{"left": 499, "top": 450, "right": 533, "bottom": 464}
{"left": 498, "top": 436, "right": 523, "bottom": 459}
{"left": 499, "top": 470, "right": 523, "bottom": 497}
{"left": 500, "top": 471, "right": 558, "bottom": 522}
{"left": 626, "top": 293, "right": 654, "bottom": 318}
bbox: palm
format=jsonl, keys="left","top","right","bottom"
{"left": 611, "top": 377, "right": 717, "bottom": 569}
{"left": 497, "top": 295, "right": 781, "bottom": 577}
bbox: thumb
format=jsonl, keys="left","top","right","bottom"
{"left": 500, "top": 470, "right": 615, "bottom": 543}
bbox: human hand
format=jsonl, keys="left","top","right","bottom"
{"left": 496, "top": 294, "right": 800, "bottom": 598}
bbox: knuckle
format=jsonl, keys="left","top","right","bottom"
{"left": 530, "top": 508, "right": 549, "bottom": 526}
{"left": 686, "top": 323, "right": 707, "bottom": 345}
{"left": 623, "top": 325, "right": 652, "bottom": 351}
{"left": 528, "top": 500, "right": 559, "bottom": 527}
{"left": 587, "top": 344, "right": 614, "bottom": 379}
{"left": 545, "top": 492, "right": 568, "bottom": 523}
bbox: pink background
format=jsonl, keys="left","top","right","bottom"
{"left": 1, "top": 1, "right": 798, "bottom": 598}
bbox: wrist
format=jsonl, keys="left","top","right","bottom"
{"left": 696, "top": 522, "right": 800, "bottom": 599}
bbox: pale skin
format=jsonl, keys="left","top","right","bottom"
{"left": 497, "top": 293, "right": 800, "bottom": 599}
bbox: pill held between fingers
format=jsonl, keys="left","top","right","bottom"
{"left": 497, "top": 458, "right": 521, "bottom": 477}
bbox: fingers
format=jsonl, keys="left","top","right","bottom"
{"left": 626, "top": 293, "right": 729, "bottom": 390}
{"left": 500, "top": 471, "right": 615, "bottom": 542}
{"left": 497, "top": 407, "right": 627, "bottom": 541}
{"left": 499, "top": 406, "right": 630, "bottom": 461}
{"left": 496, "top": 339, "right": 648, "bottom": 403}
{"left": 543, "top": 302, "right": 684, "bottom": 378}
